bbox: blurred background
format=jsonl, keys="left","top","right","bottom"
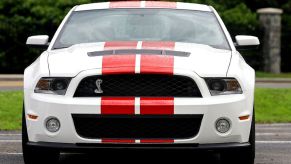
{"left": 0, "top": 0, "right": 291, "bottom": 74}
{"left": 0, "top": 1, "right": 291, "bottom": 163}
{"left": 1, "top": 0, "right": 291, "bottom": 128}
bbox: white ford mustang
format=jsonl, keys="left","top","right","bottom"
{"left": 23, "top": 1, "right": 259, "bottom": 164}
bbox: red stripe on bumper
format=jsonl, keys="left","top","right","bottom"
{"left": 101, "top": 97, "right": 135, "bottom": 115}
{"left": 102, "top": 41, "right": 137, "bottom": 74}
{"left": 140, "top": 139, "right": 174, "bottom": 143}
{"left": 109, "top": 1, "right": 141, "bottom": 8}
{"left": 140, "top": 97, "right": 174, "bottom": 115}
{"left": 145, "top": 1, "right": 177, "bottom": 8}
{"left": 101, "top": 97, "right": 135, "bottom": 143}
{"left": 140, "top": 41, "right": 175, "bottom": 75}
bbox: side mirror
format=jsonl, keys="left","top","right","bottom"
{"left": 26, "top": 35, "right": 49, "bottom": 49}
{"left": 235, "top": 35, "right": 260, "bottom": 50}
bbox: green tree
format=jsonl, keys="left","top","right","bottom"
{"left": 0, "top": 0, "right": 291, "bottom": 73}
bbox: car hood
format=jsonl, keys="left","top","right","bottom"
{"left": 48, "top": 42, "right": 232, "bottom": 77}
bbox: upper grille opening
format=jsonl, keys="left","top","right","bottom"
{"left": 74, "top": 74, "right": 202, "bottom": 97}
{"left": 87, "top": 49, "right": 190, "bottom": 57}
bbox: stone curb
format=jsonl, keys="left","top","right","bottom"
{"left": 0, "top": 75, "right": 23, "bottom": 81}
{"left": 256, "top": 78, "right": 291, "bottom": 83}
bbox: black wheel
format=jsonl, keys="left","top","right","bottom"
{"left": 22, "top": 104, "right": 60, "bottom": 164}
{"left": 220, "top": 110, "right": 255, "bottom": 164}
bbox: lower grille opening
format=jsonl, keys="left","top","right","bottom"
{"left": 72, "top": 114, "right": 203, "bottom": 140}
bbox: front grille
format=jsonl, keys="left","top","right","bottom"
{"left": 72, "top": 114, "right": 203, "bottom": 139}
{"left": 74, "top": 74, "right": 202, "bottom": 97}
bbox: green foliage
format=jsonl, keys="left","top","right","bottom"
{"left": 256, "top": 71, "right": 291, "bottom": 78}
{"left": 0, "top": 0, "right": 290, "bottom": 73}
{"left": 0, "top": 91, "right": 23, "bottom": 130}
{"left": 256, "top": 88, "right": 291, "bottom": 123}
{"left": 0, "top": 0, "right": 99, "bottom": 73}
{"left": 281, "top": 2, "right": 291, "bottom": 72}
{"left": 221, "top": 3, "right": 258, "bottom": 33}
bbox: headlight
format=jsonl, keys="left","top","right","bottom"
{"left": 204, "top": 78, "right": 242, "bottom": 96}
{"left": 34, "top": 77, "right": 71, "bottom": 95}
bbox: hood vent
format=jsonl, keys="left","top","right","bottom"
{"left": 88, "top": 49, "right": 190, "bottom": 57}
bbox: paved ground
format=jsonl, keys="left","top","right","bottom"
{"left": 0, "top": 124, "right": 290, "bottom": 164}
{"left": 256, "top": 83, "right": 291, "bottom": 88}
{"left": 0, "top": 81, "right": 22, "bottom": 91}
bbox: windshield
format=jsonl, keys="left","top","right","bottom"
{"left": 53, "top": 9, "right": 230, "bottom": 50}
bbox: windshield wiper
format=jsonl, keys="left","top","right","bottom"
{"left": 53, "top": 46, "right": 70, "bottom": 50}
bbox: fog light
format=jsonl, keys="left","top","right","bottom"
{"left": 216, "top": 118, "right": 231, "bottom": 133}
{"left": 46, "top": 117, "right": 60, "bottom": 133}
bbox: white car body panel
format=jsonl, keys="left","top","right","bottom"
{"left": 24, "top": 51, "right": 50, "bottom": 90}
{"left": 24, "top": 1, "right": 256, "bottom": 147}
{"left": 48, "top": 42, "right": 231, "bottom": 77}
{"left": 25, "top": 68, "right": 252, "bottom": 144}
{"left": 26, "top": 35, "right": 49, "bottom": 45}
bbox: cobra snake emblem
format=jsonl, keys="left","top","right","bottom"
{"left": 94, "top": 79, "right": 103, "bottom": 94}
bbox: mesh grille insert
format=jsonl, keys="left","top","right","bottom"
{"left": 74, "top": 74, "right": 202, "bottom": 97}
{"left": 72, "top": 114, "right": 203, "bottom": 139}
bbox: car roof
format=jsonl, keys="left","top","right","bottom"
{"left": 74, "top": 1, "right": 212, "bottom": 12}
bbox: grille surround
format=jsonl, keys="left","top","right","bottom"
{"left": 74, "top": 74, "right": 202, "bottom": 97}
{"left": 72, "top": 114, "right": 203, "bottom": 140}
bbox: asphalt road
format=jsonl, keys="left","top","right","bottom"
{"left": 256, "top": 83, "right": 291, "bottom": 88}
{"left": 0, "top": 81, "right": 22, "bottom": 91}
{"left": 0, "top": 124, "right": 291, "bottom": 164}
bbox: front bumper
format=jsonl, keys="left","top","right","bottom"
{"left": 24, "top": 69, "right": 254, "bottom": 145}
{"left": 27, "top": 141, "right": 251, "bottom": 152}
{"left": 24, "top": 92, "right": 253, "bottom": 144}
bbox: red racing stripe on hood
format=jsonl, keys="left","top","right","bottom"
{"left": 141, "top": 41, "right": 175, "bottom": 50}
{"left": 139, "top": 41, "right": 175, "bottom": 143}
{"left": 140, "top": 41, "right": 175, "bottom": 75}
{"left": 101, "top": 41, "right": 137, "bottom": 143}
{"left": 102, "top": 41, "right": 137, "bottom": 74}
{"left": 109, "top": 1, "right": 141, "bottom": 8}
{"left": 145, "top": 1, "right": 177, "bottom": 8}
{"left": 104, "top": 41, "right": 138, "bottom": 50}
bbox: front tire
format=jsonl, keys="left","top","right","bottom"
{"left": 22, "top": 104, "right": 60, "bottom": 164}
{"left": 220, "top": 110, "right": 255, "bottom": 164}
